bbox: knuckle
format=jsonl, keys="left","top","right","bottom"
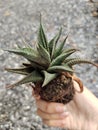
{"left": 45, "top": 102, "right": 54, "bottom": 113}
{"left": 45, "top": 103, "right": 50, "bottom": 112}
{"left": 37, "top": 109, "right": 50, "bottom": 119}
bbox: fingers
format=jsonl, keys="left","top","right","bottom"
{"left": 36, "top": 99, "right": 66, "bottom": 114}
{"left": 37, "top": 109, "right": 69, "bottom": 120}
{"left": 43, "top": 118, "right": 68, "bottom": 128}
{"left": 35, "top": 99, "right": 70, "bottom": 128}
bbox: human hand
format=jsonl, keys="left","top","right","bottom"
{"left": 35, "top": 81, "right": 98, "bottom": 130}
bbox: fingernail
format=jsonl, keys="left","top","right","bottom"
{"left": 56, "top": 106, "right": 65, "bottom": 112}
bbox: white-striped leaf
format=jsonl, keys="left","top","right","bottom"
{"left": 50, "top": 49, "right": 77, "bottom": 67}
{"left": 5, "top": 67, "right": 34, "bottom": 75}
{"left": 48, "top": 65, "right": 73, "bottom": 73}
{"left": 7, "top": 71, "right": 43, "bottom": 88}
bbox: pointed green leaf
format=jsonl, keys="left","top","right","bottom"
{"left": 5, "top": 48, "right": 47, "bottom": 66}
{"left": 64, "top": 58, "right": 78, "bottom": 63}
{"left": 5, "top": 47, "right": 37, "bottom": 59}
{"left": 54, "top": 27, "right": 62, "bottom": 45}
{"left": 42, "top": 71, "right": 57, "bottom": 87}
{"left": 66, "top": 58, "right": 98, "bottom": 67}
{"left": 48, "top": 65, "right": 73, "bottom": 73}
{"left": 48, "top": 28, "right": 62, "bottom": 58}
{"left": 53, "top": 35, "right": 68, "bottom": 58}
{"left": 5, "top": 67, "right": 34, "bottom": 75}
{"left": 38, "top": 16, "right": 48, "bottom": 50}
{"left": 48, "top": 38, "right": 54, "bottom": 56}
{"left": 7, "top": 71, "right": 43, "bottom": 88}
{"left": 22, "top": 63, "right": 32, "bottom": 67}
{"left": 23, "top": 62, "right": 45, "bottom": 69}
{"left": 63, "top": 48, "right": 79, "bottom": 54}
{"left": 30, "top": 61, "right": 46, "bottom": 69}
{"left": 37, "top": 44, "right": 51, "bottom": 64}
{"left": 50, "top": 49, "right": 77, "bottom": 67}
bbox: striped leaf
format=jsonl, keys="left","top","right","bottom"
{"left": 64, "top": 58, "right": 78, "bottom": 63}
{"left": 50, "top": 49, "right": 77, "bottom": 67}
{"left": 53, "top": 35, "right": 68, "bottom": 59}
{"left": 63, "top": 48, "right": 79, "bottom": 54}
{"left": 5, "top": 48, "right": 47, "bottom": 66}
{"left": 37, "top": 44, "right": 51, "bottom": 64}
{"left": 23, "top": 62, "right": 45, "bottom": 70}
{"left": 5, "top": 47, "right": 37, "bottom": 59}
{"left": 66, "top": 58, "right": 98, "bottom": 67}
{"left": 38, "top": 16, "right": 48, "bottom": 50}
{"left": 5, "top": 67, "right": 34, "bottom": 75}
{"left": 48, "top": 28, "right": 62, "bottom": 58}
{"left": 48, "top": 65, "right": 73, "bottom": 73}
{"left": 7, "top": 71, "right": 43, "bottom": 88}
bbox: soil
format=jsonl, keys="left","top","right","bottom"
{"left": 34, "top": 74, "right": 75, "bottom": 104}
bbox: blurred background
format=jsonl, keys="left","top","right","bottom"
{"left": 0, "top": 0, "right": 98, "bottom": 130}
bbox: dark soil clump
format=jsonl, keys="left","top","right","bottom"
{"left": 34, "top": 74, "right": 75, "bottom": 104}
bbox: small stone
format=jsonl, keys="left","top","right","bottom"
{"left": 23, "top": 105, "right": 30, "bottom": 111}
{"left": 22, "top": 117, "right": 28, "bottom": 122}
{"left": 92, "top": 11, "right": 98, "bottom": 17}
{"left": 96, "top": 85, "right": 98, "bottom": 88}
{"left": 4, "top": 10, "right": 11, "bottom": 16}
{"left": 0, "top": 103, "right": 3, "bottom": 107}
{"left": 0, "top": 49, "right": 4, "bottom": 56}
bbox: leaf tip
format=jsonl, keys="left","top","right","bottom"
{"left": 6, "top": 84, "right": 15, "bottom": 89}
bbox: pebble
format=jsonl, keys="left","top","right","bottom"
{"left": 0, "top": 49, "right": 4, "bottom": 56}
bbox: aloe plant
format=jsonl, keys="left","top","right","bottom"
{"left": 5, "top": 17, "right": 98, "bottom": 104}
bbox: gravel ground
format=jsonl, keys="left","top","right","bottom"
{"left": 0, "top": 0, "right": 98, "bottom": 130}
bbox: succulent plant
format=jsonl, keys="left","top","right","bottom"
{"left": 5, "top": 17, "right": 98, "bottom": 104}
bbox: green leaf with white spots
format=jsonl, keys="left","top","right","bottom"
{"left": 65, "top": 58, "right": 98, "bottom": 67}
{"left": 7, "top": 71, "right": 43, "bottom": 88}
{"left": 48, "top": 28, "right": 62, "bottom": 58}
{"left": 37, "top": 44, "right": 51, "bottom": 64}
{"left": 5, "top": 48, "right": 47, "bottom": 66}
{"left": 38, "top": 16, "right": 48, "bottom": 50}
{"left": 5, "top": 67, "right": 34, "bottom": 75}
{"left": 48, "top": 65, "right": 73, "bottom": 73}
{"left": 50, "top": 49, "right": 77, "bottom": 67}
{"left": 53, "top": 35, "right": 68, "bottom": 59}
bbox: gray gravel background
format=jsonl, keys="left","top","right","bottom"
{"left": 0, "top": 0, "right": 98, "bottom": 130}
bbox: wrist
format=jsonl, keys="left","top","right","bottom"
{"left": 74, "top": 81, "right": 98, "bottom": 111}
{"left": 73, "top": 81, "right": 98, "bottom": 127}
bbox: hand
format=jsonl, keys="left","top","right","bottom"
{"left": 35, "top": 81, "right": 98, "bottom": 130}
